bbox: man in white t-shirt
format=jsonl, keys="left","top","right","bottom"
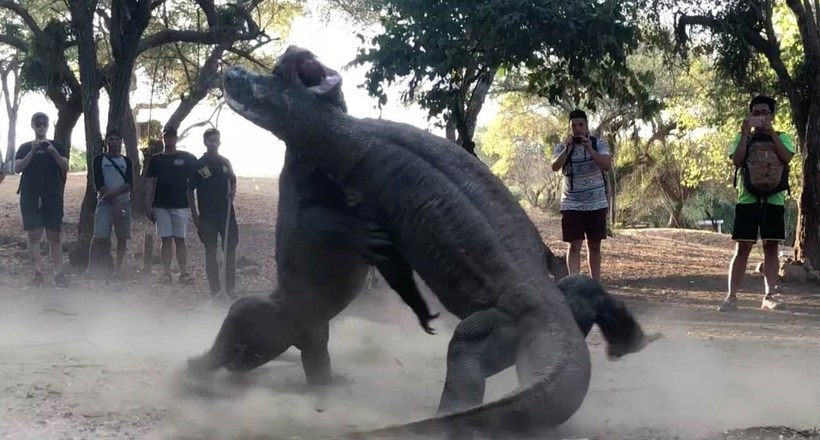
{"left": 90, "top": 130, "right": 133, "bottom": 275}
{"left": 551, "top": 109, "right": 612, "bottom": 281}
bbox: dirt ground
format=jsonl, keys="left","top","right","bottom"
{"left": 1, "top": 174, "right": 819, "bottom": 440}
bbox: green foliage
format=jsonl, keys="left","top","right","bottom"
{"left": 68, "top": 146, "right": 87, "bottom": 172}
{"left": 478, "top": 92, "right": 563, "bottom": 211}
{"left": 351, "top": 0, "right": 646, "bottom": 128}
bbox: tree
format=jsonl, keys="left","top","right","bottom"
{"left": 0, "top": 47, "right": 23, "bottom": 172}
{"left": 670, "top": 0, "right": 820, "bottom": 267}
{"left": 477, "top": 92, "right": 564, "bottom": 211}
{"left": 348, "top": 0, "right": 647, "bottom": 155}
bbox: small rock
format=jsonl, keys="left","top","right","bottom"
{"left": 780, "top": 263, "right": 808, "bottom": 284}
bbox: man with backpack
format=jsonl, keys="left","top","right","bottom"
{"left": 551, "top": 109, "right": 612, "bottom": 281}
{"left": 720, "top": 95, "right": 795, "bottom": 312}
{"left": 90, "top": 130, "right": 133, "bottom": 276}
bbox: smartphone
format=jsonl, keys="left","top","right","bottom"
{"left": 748, "top": 116, "right": 766, "bottom": 127}
{"left": 572, "top": 136, "right": 584, "bottom": 144}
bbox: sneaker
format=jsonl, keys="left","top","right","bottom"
{"left": 54, "top": 272, "right": 69, "bottom": 288}
{"left": 31, "top": 271, "right": 44, "bottom": 287}
{"left": 718, "top": 296, "right": 738, "bottom": 312}
{"left": 158, "top": 272, "right": 173, "bottom": 284}
{"left": 761, "top": 294, "right": 784, "bottom": 310}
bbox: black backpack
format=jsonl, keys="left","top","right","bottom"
{"left": 562, "top": 136, "right": 608, "bottom": 192}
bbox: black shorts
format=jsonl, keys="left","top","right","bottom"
{"left": 731, "top": 202, "right": 785, "bottom": 243}
{"left": 20, "top": 193, "right": 64, "bottom": 232}
{"left": 561, "top": 208, "right": 608, "bottom": 242}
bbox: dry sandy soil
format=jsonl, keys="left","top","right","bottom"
{"left": 1, "top": 173, "right": 819, "bottom": 440}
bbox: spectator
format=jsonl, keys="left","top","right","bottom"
{"left": 144, "top": 126, "right": 197, "bottom": 284}
{"left": 187, "top": 128, "right": 239, "bottom": 298}
{"left": 719, "top": 95, "right": 795, "bottom": 312}
{"left": 551, "top": 109, "right": 612, "bottom": 281}
{"left": 13, "top": 112, "right": 70, "bottom": 287}
{"left": 90, "top": 130, "right": 133, "bottom": 276}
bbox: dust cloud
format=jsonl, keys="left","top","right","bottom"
{"left": 1, "top": 286, "right": 818, "bottom": 439}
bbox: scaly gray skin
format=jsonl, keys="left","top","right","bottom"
{"left": 186, "top": 143, "right": 441, "bottom": 386}
{"left": 187, "top": 273, "right": 660, "bottom": 381}
{"left": 222, "top": 48, "right": 596, "bottom": 438}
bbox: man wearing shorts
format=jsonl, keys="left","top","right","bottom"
{"left": 551, "top": 109, "right": 612, "bottom": 281}
{"left": 719, "top": 95, "right": 795, "bottom": 312}
{"left": 144, "top": 126, "right": 198, "bottom": 284}
{"left": 14, "top": 112, "right": 70, "bottom": 287}
{"left": 90, "top": 130, "right": 133, "bottom": 275}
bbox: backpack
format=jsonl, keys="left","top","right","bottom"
{"left": 733, "top": 132, "right": 790, "bottom": 205}
{"left": 562, "top": 136, "right": 608, "bottom": 194}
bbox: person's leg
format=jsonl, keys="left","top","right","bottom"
{"left": 760, "top": 203, "right": 787, "bottom": 310}
{"left": 225, "top": 216, "right": 239, "bottom": 295}
{"left": 21, "top": 195, "right": 45, "bottom": 284}
{"left": 199, "top": 219, "right": 221, "bottom": 294}
{"left": 584, "top": 208, "right": 608, "bottom": 281}
{"left": 561, "top": 210, "right": 584, "bottom": 275}
{"left": 113, "top": 202, "right": 132, "bottom": 272}
{"left": 172, "top": 208, "right": 192, "bottom": 283}
{"left": 154, "top": 208, "right": 174, "bottom": 282}
{"left": 89, "top": 202, "right": 114, "bottom": 275}
{"left": 720, "top": 203, "right": 759, "bottom": 311}
{"left": 43, "top": 196, "right": 66, "bottom": 287}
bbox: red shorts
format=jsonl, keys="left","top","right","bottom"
{"left": 561, "top": 208, "right": 608, "bottom": 242}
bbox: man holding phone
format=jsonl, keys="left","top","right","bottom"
{"left": 551, "top": 109, "right": 612, "bottom": 281}
{"left": 14, "top": 112, "right": 70, "bottom": 287}
{"left": 720, "top": 95, "right": 795, "bottom": 312}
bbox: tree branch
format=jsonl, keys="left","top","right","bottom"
{"left": 136, "top": 29, "right": 261, "bottom": 55}
{"left": 786, "top": 0, "right": 820, "bottom": 64}
{"left": 0, "top": 0, "right": 43, "bottom": 38}
{"left": 0, "top": 34, "right": 27, "bottom": 52}
{"left": 677, "top": 14, "right": 800, "bottom": 117}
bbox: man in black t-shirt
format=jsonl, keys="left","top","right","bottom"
{"left": 144, "top": 126, "right": 197, "bottom": 284}
{"left": 14, "top": 112, "right": 70, "bottom": 287}
{"left": 187, "top": 128, "right": 239, "bottom": 297}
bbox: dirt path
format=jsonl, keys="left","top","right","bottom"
{"left": 1, "top": 281, "right": 819, "bottom": 440}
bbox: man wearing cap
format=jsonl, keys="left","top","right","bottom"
{"left": 187, "top": 128, "right": 239, "bottom": 297}
{"left": 551, "top": 109, "right": 612, "bottom": 281}
{"left": 144, "top": 126, "right": 198, "bottom": 284}
{"left": 14, "top": 112, "right": 70, "bottom": 287}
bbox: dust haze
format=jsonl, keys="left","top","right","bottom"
{"left": 1, "top": 284, "right": 818, "bottom": 439}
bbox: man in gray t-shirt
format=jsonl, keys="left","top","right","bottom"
{"left": 89, "top": 130, "right": 133, "bottom": 275}
{"left": 551, "top": 109, "right": 612, "bottom": 281}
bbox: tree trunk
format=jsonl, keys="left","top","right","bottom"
{"left": 68, "top": 0, "right": 106, "bottom": 271}
{"left": 123, "top": 104, "right": 145, "bottom": 215}
{"left": 794, "top": 103, "right": 820, "bottom": 268}
{"left": 53, "top": 95, "right": 83, "bottom": 159}
{"left": 666, "top": 201, "right": 685, "bottom": 228}
{"left": 1, "top": 58, "right": 21, "bottom": 172}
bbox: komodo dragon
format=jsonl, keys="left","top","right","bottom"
{"left": 187, "top": 52, "right": 440, "bottom": 387}
{"left": 220, "top": 46, "right": 660, "bottom": 438}
{"left": 188, "top": 53, "right": 657, "bottom": 394}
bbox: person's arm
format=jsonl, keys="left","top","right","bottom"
{"left": 144, "top": 156, "right": 158, "bottom": 218}
{"left": 226, "top": 158, "right": 237, "bottom": 198}
{"left": 48, "top": 141, "right": 69, "bottom": 174}
{"left": 187, "top": 164, "right": 201, "bottom": 227}
{"left": 92, "top": 155, "right": 106, "bottom": 194}
{"left": 731, "top": 119, "right": 753, "bottom": 167}
{"left": 14, "top": 143, "right": 34, "bottom": 174}
{"left": 551, "top": 136, "right": 574, "bottom": 171}
{"left": 760, "top": 124, "right": 795, "bottom": 164}
{"left": 587, "top": 137, "right": 612, "bottom": 171}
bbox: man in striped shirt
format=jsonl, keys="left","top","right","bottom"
{"left": 551, "top": 109, "right": 612, "bottom": 281}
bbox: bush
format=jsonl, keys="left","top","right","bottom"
{"left": 69, "top": 147, "right": 87, "bottom": 172}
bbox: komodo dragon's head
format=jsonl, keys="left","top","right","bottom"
{"left": 223, "top": 45, "right": 345, "bottom": 139}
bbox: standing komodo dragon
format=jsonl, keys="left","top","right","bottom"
{"left": 220, "top": 46, "right": 660, "bottom": 438}
{"left": 187, "top": 48, "right": 657, "bottom": 391}
{"left": 187, "top": 52, "right": 440, "bottom": 386}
